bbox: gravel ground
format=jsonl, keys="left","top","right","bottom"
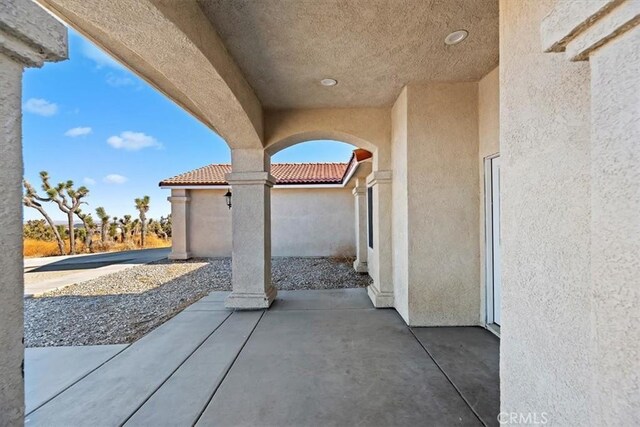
{"left": 25, "top": 257, "right": 371, "bottom": 347}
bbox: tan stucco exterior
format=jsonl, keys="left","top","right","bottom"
{"left": 264, "top": 108, "right": 391, "bottom": 170}
{"left": 180, "top": 187, "right": 356, "bottom": 258}
{"left": 391, "top": 87, "right": 409, "bottom": 321}
{"left": 588, "top": 24, "right": 639, "bottom": 425}
{"left": 401, "top": 83, "right": 480, "bottom": 326}
{"left": 501, "top": 0, "right": 593, "bottom": 423}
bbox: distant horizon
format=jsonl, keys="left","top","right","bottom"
{"left": 22, "top": 28, "right": 356, "bottom": 223}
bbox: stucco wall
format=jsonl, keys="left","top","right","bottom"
{"left": 478, "top": 66, "right": 499, "bottom": 324}
{"left": 264, "top": 108, "right": 391, "bottom": 170}
{"left": 589, "top": 25, "right": 640, "bottom": 425}
{"left": 188, "top": 189, "right": 233, "bottom": 257}
{"left": 391, "top": 88, "right": 409, "bottom": 321}
{"left": 1, "top": 3, "right": 67, "bottom": 420}
{"left": 0, "top": 52, "right": 25, "bottom": 426}
{"left": 390, "top": 83, "right": 481, "bottom": 326}
{"left": 500, "top": 0, "right": 592, "bottom": 423}
{"left": 405, "top": 83, "right": 480, "bottom": 326}
{"left": 185, "top": 187, "right": 355, "bottom": 257}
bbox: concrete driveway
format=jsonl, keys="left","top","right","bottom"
{"left": 24, "top": 248, "right": 170, "bottom": 297}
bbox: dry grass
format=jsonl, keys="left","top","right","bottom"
{"left": 24, "top": 239, "right": 63, "bottom": 258}
{"left": 23, "top": 235, "right": 171, "bottom": 258}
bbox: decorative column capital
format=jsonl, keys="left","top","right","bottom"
{"left": 0, "top": 0, "right": 68, "bottom": 67}
{"left": 225, "top": 171, "right": 276, "bottom": 187}
{"left": 167, "top": 196, "right": 190, "bottom": 204}
{"left": 541, "top": 0, "right": 640, "bottom": 61}
{"left": 352, "top": 186, "right": 367, "bottom": 196}
{"left": 366, "top": 170, "right": 392, "bottom": 187}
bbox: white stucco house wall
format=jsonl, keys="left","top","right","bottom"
{"left": 160, "top": 149, "right": 373, "bottom": 260}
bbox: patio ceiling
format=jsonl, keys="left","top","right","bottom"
{"left": 198, "top": 0, "right": 499, "bottom": 108}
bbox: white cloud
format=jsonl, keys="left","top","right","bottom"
{"left": 24, "top": 98, "right": 58, "bottom": 117}
{"left": 65, "top": 127, "right": 92, "bottom": 137}
{"left": 107, "top": 131, "right": 161, "bottom": 151}
{"left": 103, "top": 174, "right": 128, "bottom": 184}
{"left": 83, "top": 177, "right": 96, "bottom": 185}
{"left": 106, "top": 73, "right": 135, "bottom": 88}
{"left": 80, "top": 39, "right": 124, "bottom": 70}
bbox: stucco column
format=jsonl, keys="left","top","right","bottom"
{"left": 352, "top": 178, "right": 368, "bottom": 273}
{"left": 542, "top": 2, "right": 640, "bottom": 424}
{"left": 0, "top": 1, "right": 67, "bottom": 423}
{"left": 500, "top": 0, "right": 593, "bottom": 423}
{"left": 366, "top": 170, "right": 394, "bottom": 307}
{"left": 168, "top": 189, "right": 191, "bottom": 260}
{"left": 225, "top": 149, "right": 277, "bottom": 309}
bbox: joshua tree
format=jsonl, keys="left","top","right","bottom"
{"left": 39, "top": 171, "right": 89, "bottom": 254}
{"left": 134, "top": 195, "right": 150, "bottom": 247}
{"left": 95, "top": 206, "right": 110, "bottom": 243}
{"left": 160, "top": 214, "right": 172, "bottom": 239}
{"left": 119, "top": 215, "right": 133, "bottom": 243}
{"left": 22, "top": 180, "right": 65, "bottom": 255}
{"left": 132, "top": 218, "right": 140, "bottom": 242}
{"left": 76, "top": 209, "right": 97, "bottom": 252}
{"left": 148, "top": 218, "right": 168, "bottom": 240}
{"left": 109, "top": 217, "right": 119, "bottom": 242}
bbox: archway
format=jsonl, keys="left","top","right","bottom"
{"left": 266, "top": 139, "right": 373, "bottom": 292}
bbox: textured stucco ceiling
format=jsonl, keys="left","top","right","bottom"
{"left": 198, "top": 0, "right": 498, "bottom": 109}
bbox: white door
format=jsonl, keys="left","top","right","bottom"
{"left": 490, "top": 156, "right": 501, "bottom": 326}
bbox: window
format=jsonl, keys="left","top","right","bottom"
{"left": 367, "top": 186, "right": 373, "bottom": 249}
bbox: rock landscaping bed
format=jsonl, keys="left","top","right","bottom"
{"left": 25, "top": 257, "right": 371, "bottom": 347}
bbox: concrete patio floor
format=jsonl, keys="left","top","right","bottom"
{"left": 24, "top": 289, "right": 499, "bottom": 426}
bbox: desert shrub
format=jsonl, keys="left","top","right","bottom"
{"left": 23, "top": 220, "right": 57, "bottom": 241}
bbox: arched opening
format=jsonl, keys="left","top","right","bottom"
{"left": 265, "top": 131, "right": 379, "bottom": 160}
{"left": 266, "top": 139, "right": 373, "bottom": 292}
{"left": 21, "top": 28, "right": 235, "bottom": 352}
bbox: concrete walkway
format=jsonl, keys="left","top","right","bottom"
{"left": 24, "top": 289, "right": 499, "bottom": 426}
{"left": 24, "top": 248, "right": 170, "bottom": 296}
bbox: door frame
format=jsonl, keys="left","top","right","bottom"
{"left": 484, "top": 153, "right": 500, "bottom": 336}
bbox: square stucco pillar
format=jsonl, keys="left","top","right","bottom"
{"left": 399, "top": 83, "right": 480, "bottom": 327}
{"left": 167, "top": 189, "right": 191, "bottom": 260}
{"left": 542, "top": 2, "right": 640, "bottom": 423}
{"left": 0, "top": 1, "right": 67, "bottom": 423}
{"left": 366, "top": 170, "right": 394, "bottom": 307}
{"left": 352, "top": 178, "right": 368, "bottom": 273}
{"left": 225, "top": 149, "right": 277, "bottom": 309}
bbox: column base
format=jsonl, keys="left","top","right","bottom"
{"left": 168, "top": 251, "right": 191, "bottom": 260}
{"left": 353, "top": 260, "right": 368, "bottom": 273}
{"left": 367, "top": 284, "right": 394, "bottom": 308}
{"left": 225, "top": 286, "right": 277, "bottom": 310}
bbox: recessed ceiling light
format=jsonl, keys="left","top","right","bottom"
{"left": 320, "top": 78, "right": 338, "bottom": 87}
{"left": 444, "top": 30, "right": 468, "bottom": 46}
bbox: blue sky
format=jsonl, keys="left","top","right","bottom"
{"left": 23, "top": 29, "right": 355, "bottom": 222}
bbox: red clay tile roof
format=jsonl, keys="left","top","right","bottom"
{"left": 160, "top": 162, "right": 350, "bottom": 186}
{"left": 160, "top": 149, "right": 373, "bottom": 187}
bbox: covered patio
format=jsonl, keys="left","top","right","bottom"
{"left": 25, "top": 289, "right": 499, "bottom": 426}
